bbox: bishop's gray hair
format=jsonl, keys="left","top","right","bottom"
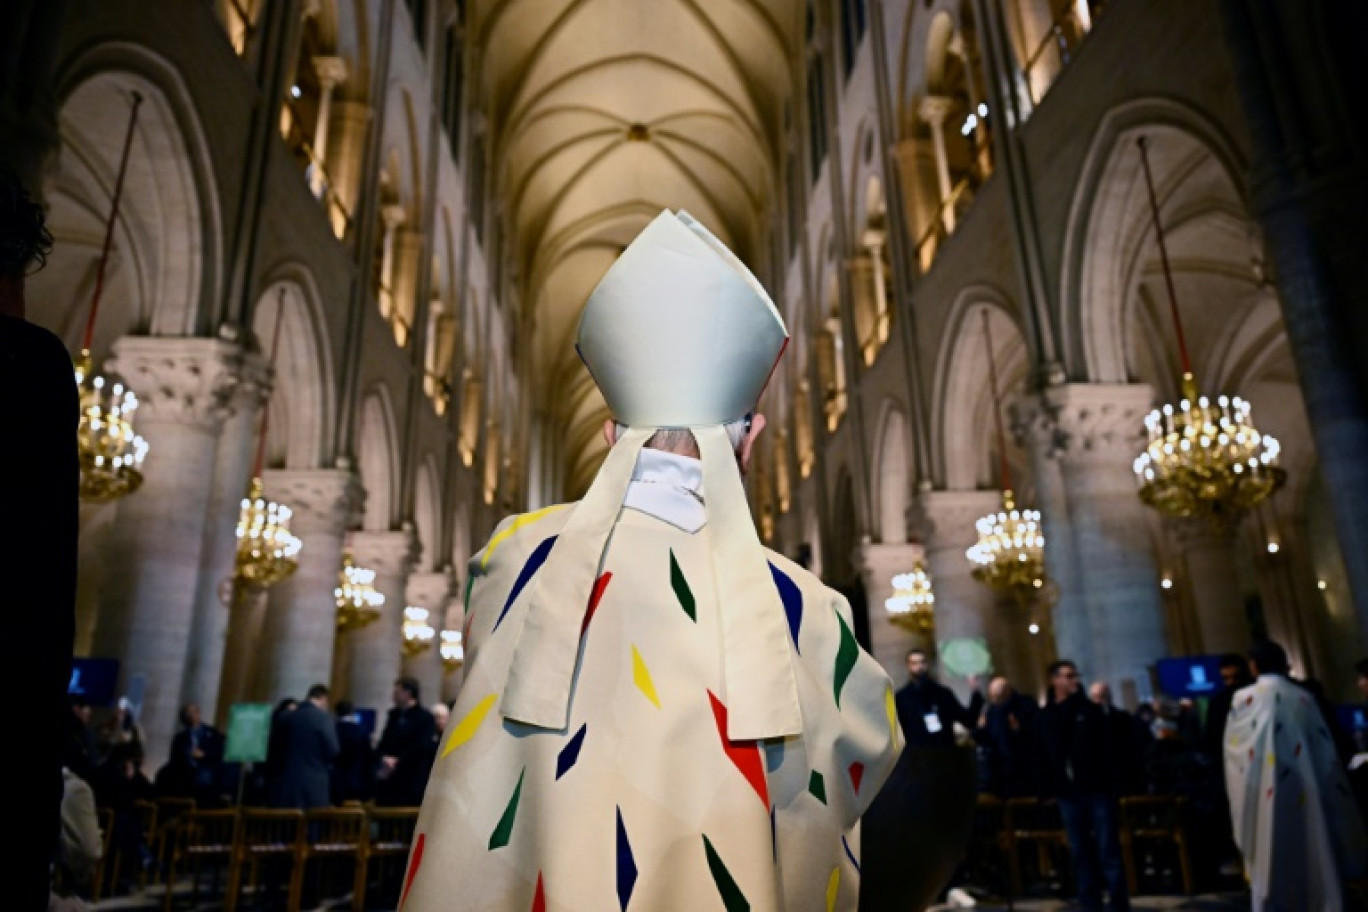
{"left": 615, "top": 415, "right": 751, "bottom": 457}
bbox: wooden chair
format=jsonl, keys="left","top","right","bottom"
{"left": 151, "top": 796, "right": 195, "bottom": 885}
{"left": 1119, "top": 795, "right": 1193, "bottom": 895}
{"left": 236, "top": 808, "right": 305, "bottom": 910}
{"left": 361, "top": 807, "right": 420, "bottom": 908}
{"left": 299, "top": 806, "right": 370, "bottom": 911}
{"left": 91, "top": 807, "right": 116, "bottom": 902}
{"left": 131, "top": 799, "right": 159, "bottom": 889}
{"left": 965, "top": 794, "right": 1011, "bottom": 897}
{"left": 161, "top": 807, "right": 240, "bottom": 912}
{"left": 1004, "top": 797, "right": 1070, "bottom": 897}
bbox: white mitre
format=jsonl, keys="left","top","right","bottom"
{"left": 576, "top": 209, "right": 788, "bottom": 426}
{"left": 500, "top": 210, "right": 802, "bottom": 741}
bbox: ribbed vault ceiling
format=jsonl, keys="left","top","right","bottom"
{"left": 477, "top": 0, "right": 797, "bottom": 497}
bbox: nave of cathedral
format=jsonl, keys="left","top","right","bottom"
{"left": 6, "top": 0, "right": 1368, "bottom": 908}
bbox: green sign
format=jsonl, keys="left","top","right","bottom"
{"left": 224, "top": 702, "right": 273, "bottom": 763}
{"left": 938, "top": 637, "right": 992, "bottom": 678}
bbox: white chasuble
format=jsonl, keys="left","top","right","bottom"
{"left": 402, "top": 499, "right": 902, "bottom": 911}
{"left": 1224, "top": 674, "right": 1367, "bottom": 912}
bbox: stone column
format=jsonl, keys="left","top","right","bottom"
{"left": 919, "top": 490, "right": 1001, "bottom": 695}
{"left": 1012, "top": 395, "right": 1090, "bottom": 679}
{"left": 858, "top": 541, "right": 929, "bottom": 683}
{"left": 182, "top": 352, "right": 269, "bottom": 721}
{"left": 891, "top": 138, "right": 941, "bottom": 270}
{"left": 404, "top": 570, "right": 452, "bottom": 707}
{"left": 847, "top": 254, "right": 878, "bottom": 366}
{"left": 94, "top": 336, "right": 241, "bottom": 768}
{"left": 1171, "top": 519, "right": 1250, "bottom": 656}
{"left": 917, "top": 95, "right": 956, "bottom": 233}
{"left": 377, "top": 204, "right": 407, "bottom": 323}
{"left": 440, "top": 593, "right": 467, "bottom": 703}
{"left": 309, "top": 55, "right": 348, "bottom": 197}
{"left": 1049, "top": 383, "right": 1166, "bottom": 706}
{"left": 248, "top": 468, "right": 363, "bottom": 707}
{"left": 345, "top": 529, "right": 417, "bottom": 712}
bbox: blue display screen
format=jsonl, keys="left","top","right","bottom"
{"left": 1155, "top": 655, "right": 1223, "bottom": 698}
{"left": 69, "top": 658, "right": 120, "bottom": 706}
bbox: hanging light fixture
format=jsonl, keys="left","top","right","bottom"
{"left": 402, "top": 606, "right": 436, "bottom": 656}
{"left": 886, "top": 564, "right": 935, "bottom": 632}
{"left": 439, "top": 630, "right": 465, "bottom": 673}
{"left": 965, "top": 308, "right": 1048, "bottom": 603}
{"left": 234, "top": 293, "right": 302, "bottom": 588}
{"left": 336, "top": 551, "right": 384, "bottom": 632}
{"left": 1131, "top": 136, "right": 1286, "bottom": 525}
{"left": 75, "top": 91, "right": 149, "bottom": 503}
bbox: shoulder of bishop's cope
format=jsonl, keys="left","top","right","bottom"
{"left": 468, "top": 502, "right": 580, "bottom": 579}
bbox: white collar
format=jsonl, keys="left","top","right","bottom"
{"left": 622, "top": 448, "right": 706, "bottom": 532}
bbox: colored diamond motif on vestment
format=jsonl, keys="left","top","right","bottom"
{"left": 703, "top": 835, "right": 750, "bottom": 912}
{"left": 707, "top": 690, "right": 769, "bottom": 808}
{"left": 582, "top": 572, "right": 613, "bottom": 635}
{"left": 442, "top": 693, "right": 498, "bottom": 758}
{"left": 399, "top": 832, "right": 424, "bottom": 910}
{"left": 825, "top": 867, "right": 840, "bottom": 912}
{"left": 849, "top": 761, "right": 865, "bottom": 794}
{"left": 531, "top": 873, "right": 546, "bottom": 912}
{"left": 617, "top": 807, "right": 638, "bottom": 910}
{"left": 768, "top": 562, "right": 803, "bottom": 651}
{"left": 808, "top": 770, "right": 827, "bottom": 805}
{"left": 557, "top": 724, "right": 587, "bottom": 780}
{"left": 488, "top": 768, "right": 526, "bottom": 850}
{"left": 833, "top": 610, "right": 858, "bottom": 707}
{"left": 670, "top": 549, "right": 696, "bottom": 621}
{"left": 632, "top": 645, "right": 662, "bottom": 708}
{"left": 494, "top": 535, "right": 558, "bottom": 632}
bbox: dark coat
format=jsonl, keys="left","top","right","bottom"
{"left": 0, "top": 316, "right": 78, "bottom": 909}
{"left": 975, "top": 692, "right": 1041, "bottom": 798}
{"left": 331, "top": 717, "right": 373, "bottom": 804}
{"left": 1097, "top": 703, "right": 1150, "bottom": 795}
{"left": 268, "top": 702, "right": 341, "bottom": 810}
{"left": 1038, "top": 691, "right": 1115, "bottom": 798}
{"left": 374, "top": 703, "right": 436, "bottom": 806}
{"left": 895, "top": 677, "right": 983, "bottom": 750}
{"left": 161, "top": 724, "right": 226, "bottom": 803}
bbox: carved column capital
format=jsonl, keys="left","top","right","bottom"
{"left": 1045, "top": 383, "right": 1153, "bottom": 463}
{"left": 262, "top": 468, "right": 364, "bottom": 535}
{"left": 106, "top": 336, "right": 245, "bottom": 428}
{"left": 917, "top": 489, "right": 1003, "bottom": 550}
{"left": 350, "top": 528, "right": 419, "bottom": 579}
{"left": 406, "top": 570, "right": 454, "bottom": 612}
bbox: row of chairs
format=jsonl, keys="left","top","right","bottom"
{"left": 967, "top": 795, "right": 1194, "bottom": 900}
{"left": 90, "top": 797, "right": 419, "bottom": 912}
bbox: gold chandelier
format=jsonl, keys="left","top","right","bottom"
{"left": 967, "top": 489, "right": 1047, "bottom": 599}
{"left": 885, "top": 564, "right": 935, "bottom": 633}
{"left": 76, "top": 91, "right": 149, "bottom": 503}
{"left": 234, "top": 293, "right": 301, "bottom": 589}
{"left": 1130, "top": 136, "right": 1286, "bottom": 525}
{"left": 75, "top": 352, "right": 148, "bottom": 502}
{"left": 966, "top": 308, "right": 1049, "bottom": 603}
{"left": 235, "top": 476, "right": 302, "bottom": 586}
{"left": 440, "top": 630, "right": 465, "bottom": 673}
{"left": 336, "top": 552, "right": 384, "bottom": 632}
{"left": 402, "top": 606, "right": 436, "bottom": 657}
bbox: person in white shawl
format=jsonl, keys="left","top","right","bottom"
{"left": 401, "top": 210, "right": 903, "bottom": 911}
{"left": 1224, "top": 640, "right": 1367, "bottom": 911}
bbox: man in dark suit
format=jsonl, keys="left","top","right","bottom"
{"left": 161, "top": 703, "right": 227, "bottom": 805}
{"left": 0, "top": 163, "right": 78, "bottom": 910}
{"left": 1040, "top": 661, "right": 1130, "bottom": 912}
{"left": 330, "top": 699, "right": 372, "bottom": 804}
{"left": 1088, "top": 680, "right": 1151, "bottom": 796}
{"left": 894, "top": 648, "right": 984, "bottom": 749}
{"left": 269, "top": 684, "right": 340, "bottom": 810}
{"left": 373, "top": 677, "right": 436, "bottom": 807}
{"left": 975, "top": 675, "right": 1041, "bottom": 798}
